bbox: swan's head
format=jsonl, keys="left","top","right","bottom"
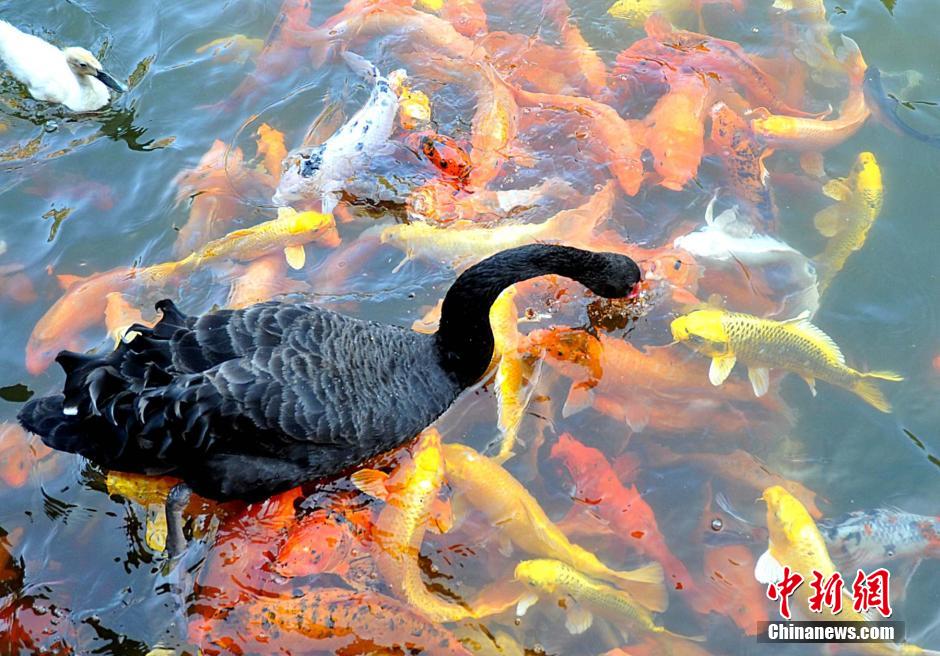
{"left": 582, "top": 251, "right": 642, "bottom": 299}
{"left": 63, "top": 47, "right": 125, "bottom": 92}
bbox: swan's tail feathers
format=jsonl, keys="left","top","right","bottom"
{"left": 18, "top": 393, "right": 126, "bottom": 463}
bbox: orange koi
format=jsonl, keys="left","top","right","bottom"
{"left": 619, "top": 15, "right": 815, "bottom": 118}
{"left": 697, "top": 543, "right": 769, "bottom": 635}
{"left": 404, "top": 131, "right": 473, "bottom": 187}
{"left": 226, "top": 254, "right": 308, "bottom": 309}
{"left": 235, "top": 588, "right": 474, "bottom": 656}
{"left": 173, "top": 140, "right": 270, "bottom": 257}
{"left": 0, "top": 264, "right": 36, "bottom": 304}
{"left": 0, "top": 423, "right": 52, "bottom": 488}
{"left": 274, "top": 509, "right": 357, "bottom": 578}
{"left": 551, "top": 434, "right": 694, "bottom": 592}
{"left": 479, "top": 31, "right": 593, "bottom": 95}
{"left": 544, "top": 0, "right": 608, "bottom": 97}
{"left": 512, "top": 88, "right": 645, "bottom": 195}
{"left": 468, "top": 63, "right": 521, "bottom": 189}
{"left": 526, "top": 329, "right": 784, "bottom": 433}
{"left": 640, "top": 72, "right": 711, "bottom": 191}
{"left": 750, "top": 37, "right": 869, "bottom": 151}
{"left": 26, "top": 267, "right": 137, "bottom": 374}
{"left": 255, "top": 123, "right": 288, "bottom": 182}
{"left": 439, "top": 0, "right": 488, "bottom": 37}
{"left": 103, "top": 292, "right": 152, "bottom": 347}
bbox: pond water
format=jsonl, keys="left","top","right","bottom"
{"left": 1, "top": 0, "right": 939, "bottom": 654}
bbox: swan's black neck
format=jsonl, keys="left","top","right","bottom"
{"left": 436, "top": 245, "right": 618, "bottom": 387}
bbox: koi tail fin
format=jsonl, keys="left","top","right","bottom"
{"left": 853, "top": 371, "right": 904, "bottom": 413}
{"left": 615, "top": 561, "right": 669, "bottom": 613}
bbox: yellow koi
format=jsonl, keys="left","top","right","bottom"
{"left": 671, "top": 309, "right": 903, "bottom": 412}
{"left": 490, "top": 287, "right": 539, "bottom": 463}
{"left": 351, "top": 429, "right": 472, "bottom": 622}
{"left": 382, "top": 180, "right": 614, "bottom": 271}
{"left": 442, "top": 442, "right": 667, "bottom": 611}
{"left": 398, "top": 85, "right": 432, "bottom": 130}
{"left": 195, "top": 34, "right": 265, "bottom": 64}
{"left": 757, "top": 487, "right": 938, "bottom": 655}
{"left": 814, "top": 151, "right": 884, "bottom": 295}
{"left": 750, "top": 37, "right": 869, "bottom": 151}
{"left": 515, "top": 559, "right": 700, "bottom": 641}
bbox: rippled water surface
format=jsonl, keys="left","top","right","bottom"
{"left": 1, "top": 0, "right": 940, "bottom": 654}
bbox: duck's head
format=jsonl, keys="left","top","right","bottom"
{"left": 63, "top": 47, "right": 125, "bottom": 92}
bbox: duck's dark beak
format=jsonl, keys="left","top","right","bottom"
{"left": 95, "top": 69, "right": 126, "bottom": 93}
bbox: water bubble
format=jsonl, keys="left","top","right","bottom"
{"left": 711, "top": 518, "right": 723, "bottom": 531}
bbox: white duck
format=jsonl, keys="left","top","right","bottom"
{"left": 0, "top": 19, "right": 124, "bottom": 112}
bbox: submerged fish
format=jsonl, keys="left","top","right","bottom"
{"left": 671, "top": 309, "right": 903, "bottom": 412}
{"left": 382, "top": 180, "right": 614, "bottom": 270}
{"left": 814, "top": 151, "right": 884, "bottom": 295}
{"left": 550, "top": 434, "right": 694, "bottom": 590}
{"left": 442, "top": 442, "right": 668, "bottom": 612}
{"left": 863, "top": 67, "right": 940, "bottom": 148}
{"left": 273, "top": 52, "right": 406, "bottom": 212}
{"left": 750, "top": 36, "right": 869, "bottom": 151}
{"left": 819, "top": 508, "right": 940, "bottom": 569}
{"left": 674, "top": 201, "right": 819, "bottom": 318}
{"left": 352, "top": 429, "right": 473, "bottom": 622}
{"left": 514, "top": 559, "right": 700, "bottom": 641}
{"left": 756, "top": 487, "right": 938, "bottom": 655}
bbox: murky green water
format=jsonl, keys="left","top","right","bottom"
{"left": 1, "top": 0, "right": 939, "bottom": 653}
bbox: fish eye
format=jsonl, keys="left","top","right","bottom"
{"left": 673, "top": 260, "right": 682, "bottom": 271}
{"left": 689, "top": 334, "right": 705, "bottom": 344}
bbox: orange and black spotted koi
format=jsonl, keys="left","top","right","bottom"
{"left": 409, "top": 132, "right": 473, "bottom": 188}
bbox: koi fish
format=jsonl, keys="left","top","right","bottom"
{"left": 273, "top": 508, "right": 357, "bottom": 578}
{"left": 544, "top": 0, "right": 607, "bottom": 97}
{"left": 814, "top": 151, "right": 884, "bottom": 295}
{"left": 641, "top": 72, "right": 711, "bottom": 191}
{"left": 172, "top": 206, "right": 339, "bottom": 274}
{"left": 0, "top": 264, "right": 36, "bottom": 305}
{"left": 226, "top": 254, "right": 308, "bottom": 309}
{"left": 351, "top": 429, "right": 474, "bottom": 622}
{"left": 608, "top": 0, "right": 742, "bottom": 27}
{"left": 750, "top": 37, "right": 869, "bottom": 151}
{"left": 621, "top": 15, "right": 813, "bottom": 118}
{"left": 863, "top": 67, "right": 940, "bottom": 148}
{"left": 106, "top": 471, "right": 188, "bottom": 552}
{"left": 756, "top": 487, "right": 940, "bottom": 655}
{"left": 195, "top": 34, "right": 265, "bottom": 64}
{"left": 464, "top": 62, "right": 522, "bottom": 189}
{"left": 173, "top": 140, "right": 270, "bottom": 257}
{"left": 644, "top": 442, "right": 824, "bottom": 519}
{"left": 550, "top": 434, "right": 693, "bottom": 591}
{"left": 255, "top": 123, "right": 288, "bottom": 182}
{"left": 819, "top": 508, "right": 940, "bottom": 569}
{"left": 26, "top": 266, "right": 137, "bottom": 374}
{"left": 512, "top": 88, "right": 644, "bottom": 195}
{"left": 439, "top": 0, "right": 488, "bottom": 37}
{"left": 526, "top": 328, "right": 783, "bottom": 433}
{"left": 407, "top": 132, "right": 473, "bottom": 186}
{"left": 442, "top": 442, "right": 667, "bottom": 611}
{"left": 674, "top": 201, "right": 819, "bottom": 319}
{"left": 406, "top": 177, "right": 573, "bottom": 225}
{"left": 0, "top": 423, "right": 52, "bottom": 488}
{"left": 382, "top": 180, "right": 614, "bottom": 270}
{"left": 671, "top": 308, "right": 903, "bottom": 412}
{"left": 698, "top": 542, "right": 769, "bottom": 635}
{"left": 491, "top": 287, "right": 540, "bottom": 463}
{"left": 103, "top": 292, "right": 151, "bottom": 347}
{"left": 773, "top": 0, "right": 841, "bottom": 86}
{"left": 708, "top": 102, "right": 776, "bottom": 223}
{"left": 514, "top": 559, "right": 700, "bottom": 641}
{"left": 398, "top": 84, "right": 431, "bottom": 130}
{"left": 246, "top": 588, "right": 473, "bottom": 656}
{"left": 273, "top": 52, "right": 406, "bottom": 213}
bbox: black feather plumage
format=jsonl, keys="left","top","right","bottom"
{"left": 19, "top": 245, "right": 641, "bottom": 501}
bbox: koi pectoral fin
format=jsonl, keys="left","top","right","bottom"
{"left": 709, "top": 355, "right": 737, "bottom": 386}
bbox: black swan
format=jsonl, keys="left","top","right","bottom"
{"left": 19, "top": 244, "right": 641, "bottom": 502}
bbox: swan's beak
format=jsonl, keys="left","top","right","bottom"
{"left": 96, "top": 69, "right": 126, "bottom": 93}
